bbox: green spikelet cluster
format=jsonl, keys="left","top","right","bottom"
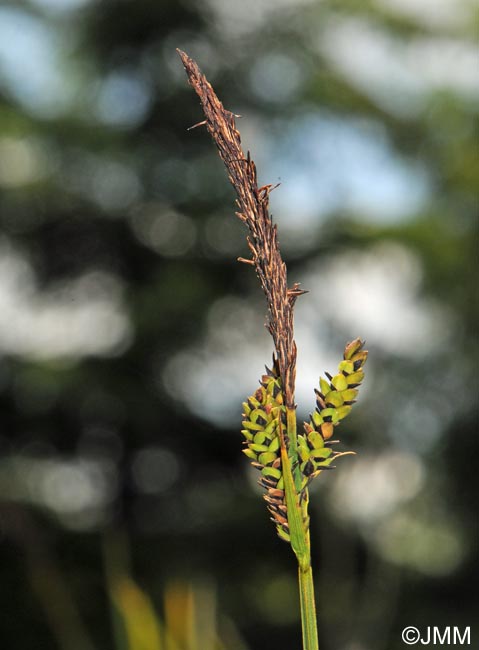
{"left": 241, "top": 363, "right": 292, "bottom": 542}
{"left": 241, "top": 340, "right": 367, "bottom": 544}
{"left": 298, "top": 338, "right": 368, "bottom": 490}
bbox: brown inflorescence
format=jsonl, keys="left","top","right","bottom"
{"left": 177, "top": 49, "right": 305, "bottom": 409}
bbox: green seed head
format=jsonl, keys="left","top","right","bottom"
{"left": 300, "top": 339, "right": 368, "bottom": 491}
{"left": 241, "top": 363, "right": 290, "bottom": 542}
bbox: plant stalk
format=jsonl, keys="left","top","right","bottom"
{"left": 298, "top": 562, "right": 319, "bottom": 650}
{"left": 285, "top": 406, "right": 319, "bottom": 649}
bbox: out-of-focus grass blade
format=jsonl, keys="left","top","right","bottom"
{"left": 163, "top": 581, "right": 193, "bottom": 650}
{"left": 111, "top": 575, "right": 163, "bottom": 650}
{"left": 103, "top": 531, "right": 163, "bottom": 650}
{"left": 103, "top": 530, "right": 250, "bottom": 650}
{"left": 163, "top": 579, "right": 250, "bottom": 650}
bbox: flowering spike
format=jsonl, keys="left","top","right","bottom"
{"left": 298, "top": 340, "right": 368, "bottom": 492}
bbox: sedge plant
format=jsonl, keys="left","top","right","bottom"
{"left": 178, "top": 50, "right": 368, "bottom": 650}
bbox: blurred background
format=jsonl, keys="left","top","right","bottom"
{"left": 0, "top": 0, "right": 477, "bottom": 649}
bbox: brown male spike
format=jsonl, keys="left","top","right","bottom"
{"left": 177, "top": 49, "right": 301, "bottom": 409}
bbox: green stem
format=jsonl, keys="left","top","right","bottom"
{"left": 283, "top": 406, "right": 319, "bottom": 649}
{"left": 298, "top": 560, "right": 319, "bottom": 650}
{"left": 286, "top": 407, "right": 302, "bottom": 494}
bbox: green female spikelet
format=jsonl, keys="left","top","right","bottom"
{"left": 241, "top": 361, "right": 292, "bottom": 542}
{"left": 242, "top": 338, "right": 367, "bottom": 543}
{"left": 298, "top": 338, "right": 368, "bottom": 491}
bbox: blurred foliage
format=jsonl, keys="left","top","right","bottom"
{"left": 0, "top": 0, "right": 477, "bottom": 649}
{"left": 104, "top": 532, "right": 247, "bottom": 650}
